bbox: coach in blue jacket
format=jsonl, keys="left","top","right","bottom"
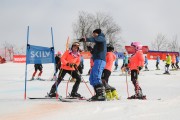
{"left": 79, "top": 29, "right": 107, "bottom": 101}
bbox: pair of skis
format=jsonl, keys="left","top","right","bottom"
{"left": 28, "top": 96, "right": 88, "bottom": 102}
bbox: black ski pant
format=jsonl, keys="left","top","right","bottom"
{"left": 51, "top": 69, "right": 81, "bottom": 93}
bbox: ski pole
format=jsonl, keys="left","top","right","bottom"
{"left": 125, "top": 69, "right": 130, "bottom": 98}
{"left": 55, "top": 69, "right": 63, "bottom": 99}
{"left": 74, "top": 66, "right": 93, "bottom": 96}
{"left": 66, "top": 72, "right": 72, "bottom": 98}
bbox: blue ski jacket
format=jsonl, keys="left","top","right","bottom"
{"left": 86, "top": 33, "right": 107, "bottom": 61}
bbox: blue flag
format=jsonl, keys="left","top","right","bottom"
{"left": 26, "top": 45, "right": 55, "bottom": 64}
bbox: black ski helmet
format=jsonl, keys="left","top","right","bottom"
{"left": 107, "top": 44, "right": 114, "bottom": 52}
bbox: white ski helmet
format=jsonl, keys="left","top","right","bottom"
{"left": 131, "top": 42, "right": 142, "bottom": 50}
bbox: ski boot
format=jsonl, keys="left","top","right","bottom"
{"left": 128, "top": 88, "right": 146, "bottom": 100}
{"left": 105, "top": 89, "right": 113, "bottom": 101}
{"left": 70, "top": 92, "right": 82, "bottom": 98}
{"left": 88, "top": 84, "right": 106, "bottom": 101}
{"left": 163, "top": 71, "right": 170, "bottom": 74}
{"left": 31, "top": 77, "right": 35, "bottom": 80}
{"left": 111, "top": 89, "right": 119, "bottom": 100}
{"left": 37, "top": 76, "right": 41, "bottom": 80}
{"left": 47, "top": 88, "right": 57, "bottom": 98}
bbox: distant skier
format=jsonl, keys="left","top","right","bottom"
{"left": 79, "top": 28, "right": 107, "bottom": 101}
{"left": 101, "top": 44, "right": 119, "bottom": 100}
{"left": 128, "top": 42, "right": 146, "bottom": 99}
{"left": 164, "top": 54, "right": 171, "bottom": 74}
{"left": 144, "top": 56, "right": 149, "bottom": 71}
{"left": 114, "top": 51, "right": 119, "bottom": 71}
{"left": 31, "top": 64, "right": 43, "bottom": 80}
{"left": 156, "top": 56, "right": 160, "bottom": 70}
{"left": 171, "top": 54, "right": 176, "bottom": 70}
{"left": 121, "top": 52, "right": 129, "bottom": 74}
{"left": 47, "top": 42, "right": 83, "bottom": 98}
{"left": 175, "top": 54, "right": 179, "bottom": 69}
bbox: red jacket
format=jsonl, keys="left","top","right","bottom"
{"left": 104, "top": 52, "right": 116, "bottom": 71}
{"left": 128, "top": 50, "right": 144, "bottom": 70}
{"left": 61, "top": 50, "right": 81, "bottom": 70}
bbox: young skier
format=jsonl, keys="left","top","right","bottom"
{"left": 79, "top": 29, "right": 107, "bottom": 101}
{"left": 121, "top": 52, "right": 129, "bottom": 75}
{"left": 175, "top": 54, "right": 179, "bottom": 69}
{"left": 114, "top": 51, "right": 119, "bottom": 71}
{"left": 128, "top": 42, "right": 146, "bottom": 99}
{"left": 102, "top": 44, "right": 119, "bottom": 100}
{"left": 144, "top": 56, "right": 149, "bottom": 71}
{"left": 171, "top": 54, "right": 176, "bottom": 70}
{"left": 164, "top": 54, "right": 171, "bottom": 74}
{"left": 47, "top": 42, "right": 83, "bottom": 98}
{"left": 156, "top": 56, "right": 160, "bottom": 70}
{"left": 31, "top": 64, "right": 43, "bottom": 80}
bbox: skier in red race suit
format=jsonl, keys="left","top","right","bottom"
{"left": 101, "top": 44, "right": 119, "bottom": 100}
{"left": 128, "top": 42, "right": 146, "bottom": 99}
{"left": 48, "top": 42, "right": 83, "bottom": 98}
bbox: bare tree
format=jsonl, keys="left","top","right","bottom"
{"left": 72, "top": 11, "right": 94, "bottom": 51}
{"left": 151, "top": 33, "right": 168, "bottom": 51}
{"left": 72, "top": 11, "right": 122, "bottom": 51}
{"left": 1, "top": 41, "right": 14, "bottom": 61}
{"left": 167, "top": 35, "right": 179, "bottom": 52}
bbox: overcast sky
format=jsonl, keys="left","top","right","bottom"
{"left": 0, "top": 0, "right": 180, "bottom": 52}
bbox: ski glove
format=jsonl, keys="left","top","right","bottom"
{"left": 79, "top": 38, "right": 85, "bottom": 42}
{"left": 66, "top": 63, "right": 77, "bottom": 68}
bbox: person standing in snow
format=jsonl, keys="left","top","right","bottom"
{"left": 156, "top": 56, "right": 160, "bottom": 70}
{"left": 48, "top": 42, "right": 83, "bottom": 98}
{"left": 144, "top": 56, "right": 149, "bottom": 71}
{"left": 31, "top": 64, "right": 43, "bottom": 80}
{"left": 114, "top": 51, "right": 119, "bottom": 71}
{"left": 164, "top": 53, "right": 171, "bottom": 74}
{"left": 175, "top": 54, "right": 179, "bottom": 69}
{"left": 101, "top": 44, "right": 119, "bottom": 100}
{"left": 121, "top": 52, "right": 129, "bottom": 74}
{"left": 128, "top": 42, "right": 146, "bottom": 99}
{"left": 171, "top": 54, "right": 176, "bottom": 70}
{"left": 79, "top": 29, "right": 107, "bottom": 101}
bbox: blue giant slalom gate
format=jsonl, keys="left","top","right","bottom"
{"left": 24, "top": 26, "right": 55, "bottom": 99}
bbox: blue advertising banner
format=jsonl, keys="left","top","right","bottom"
{"left": 26, "top": 45, "right": 55, "bottom": 64}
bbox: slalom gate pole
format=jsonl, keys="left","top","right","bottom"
{"left": 74, "top": 66, "right": 93, "bottom": 96}
{"left": 51, "top": 27, "right": 58, "bottom": 99}
{"left": 24, "top": 26, "right": 29, "bottom": 100}
{"left": 125, "top": 70, "right": 130, "bottom": 98}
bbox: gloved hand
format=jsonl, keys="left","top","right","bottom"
{"left": 79, "top": 38, "right": 85, "bottom": 42}
{"left": 66, "top": 63, "right": 77, "bottom": 68}
{"left": 138, "top": 66, "right": 143, "bottom": 71}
